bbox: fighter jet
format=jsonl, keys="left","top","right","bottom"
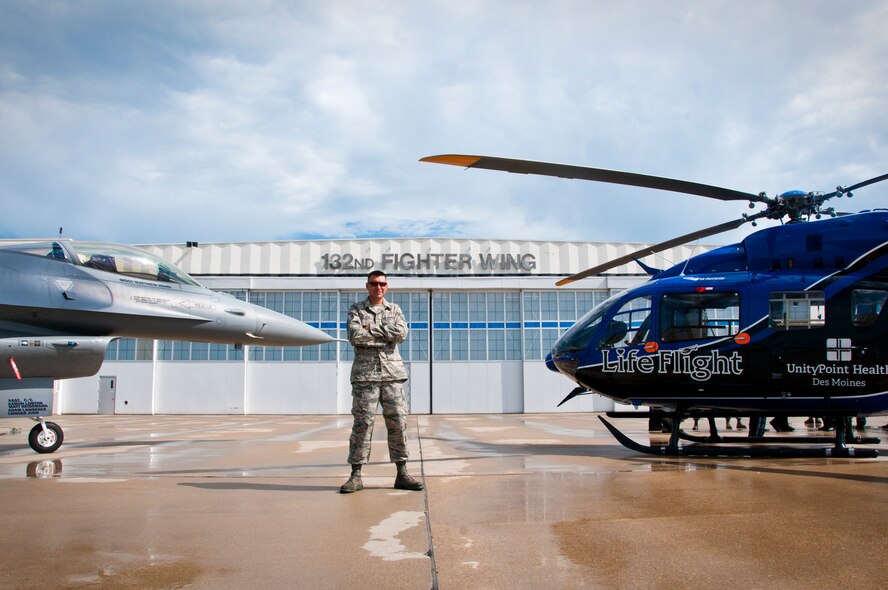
{"left": 0, "top": 238, "right": 335, "bottom": 452}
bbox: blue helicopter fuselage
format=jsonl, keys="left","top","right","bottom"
{"left": 548, "top": 210, "right": 888, "bottom": 415}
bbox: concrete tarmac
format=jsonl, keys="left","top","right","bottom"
{"left": 0, "top": 413, "right": 886, "bottom": 589}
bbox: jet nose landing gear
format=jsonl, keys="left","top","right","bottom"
{"left": 28, "top": 418, "right": 64, "bottom": 453}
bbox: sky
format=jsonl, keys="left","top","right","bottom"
{"left": 1, "top": 1, "right": 886, "bottom": 253}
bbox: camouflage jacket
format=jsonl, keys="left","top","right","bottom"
{"left": 347, "top": 298, "right": 408, "bottom": 383}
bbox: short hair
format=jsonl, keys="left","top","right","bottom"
{"left": 367, "top": 270, "right": 387, "bottom": 283}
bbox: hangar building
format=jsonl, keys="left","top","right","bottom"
{"left": 58, "top": 238, "right": 714, "bottom": 415}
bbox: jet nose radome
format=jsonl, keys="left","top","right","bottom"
{"left": 248, "top": 307, "right": 336, "bottom": 347}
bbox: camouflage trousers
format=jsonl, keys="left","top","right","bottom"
{"left": 347, "top": 381, "right": 409, "bottom": 465}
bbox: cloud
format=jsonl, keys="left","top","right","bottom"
{"left": 0, "top": 1, "right": 885, "bottom": 247}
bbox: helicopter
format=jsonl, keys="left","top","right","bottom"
{"left": 421, "top": 154, "right": 888, "bottom": 458}
{"left": 0, "top": 238, "right": 335, "bottom": 453}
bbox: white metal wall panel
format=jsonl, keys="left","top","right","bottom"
{"left": 58, "top": 375, "right": 101, "bottom": 414}
{"left": 430, "top": 362, "right": 523, "bottom": 414}
{"left": 523, "top": 362, "right": 614, "bottom": 413}
{"left": 155, "top": 363, "right": 245, "bottom": 414}
{"left": 245, "top": 363, "right": 337, "bottom": 414}
{"left": 109, "top": 363, "right": 154, "bottom": 414}
{"left": 407, "top": 362, "right": 431, "bottom": 414}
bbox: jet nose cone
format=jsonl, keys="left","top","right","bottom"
{"left": 252, "top": 314, "right": 336, "bottom": 347}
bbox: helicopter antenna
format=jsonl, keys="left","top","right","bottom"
{"left": 678, "top": 239, "right": 704, "bottom": 276}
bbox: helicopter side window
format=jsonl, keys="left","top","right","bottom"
{"left": 851, "top": 289, "right": 888, "bottom": 327}
{"left": 660, "top": 292, "right": 740, "bottom": 342}
{"left": 769, "top": 291, "right": 825, "bottom": 330}
{"left": 599, "top": 295, "right": 652, "bottom": 349}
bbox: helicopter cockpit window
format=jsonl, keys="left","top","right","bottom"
{"left": 768, "top": 291, "right": 825, "bottom": 330}
{"left": 851, "top": 289, "right": 888, "bottom": 327}
{"left": 552, "top": 292, "right": 622, "bottom": 355}
{"left": 599, "top": 295, "right": 652, "bottom": 349}
{"left": 660, "top": 292, "right": 740, "bottom": 342}
{"left": 71, "top": 242, "right": 201, "bottom": 286}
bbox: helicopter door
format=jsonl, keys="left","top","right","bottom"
{"left": 598, "top": 295, "right": 653, "bottom": 350}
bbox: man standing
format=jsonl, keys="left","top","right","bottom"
{"left": 340, "top": 270, "right": 423, "bottom": 494}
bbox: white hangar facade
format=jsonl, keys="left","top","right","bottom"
{"left": 58, "top": 238, "right": 715, "bottom": 416}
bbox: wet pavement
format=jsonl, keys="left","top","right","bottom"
{"left": 0, "top": 413, "right": 886, "bottom": 589}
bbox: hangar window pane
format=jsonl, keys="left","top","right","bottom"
{"left": 117, "top": 338, "right": 136, "bottom": 360}
{"left": 433, "top": 292, "right": 450, "bottom": 322}
{"left": 451, "top": 293, "right": 468, "bottom": 322}
{"left": 452, "top": 329, "right": 469, "bottom": 360}
{"left": 321, "top": 292, "right": 337, "bottom": 321}
{"left": 488, "top": 330, "right": 505, "bottom": 360}
{"left": 104, "top": 339, "right": 118, "bottom": 360}
{"left": 410, "top": 329, "right": 428, "bottom": 360}
{"left": 302, "top": 293, "right": 320, "bottom": 323}
{"left": 434, "top": 330, "right": 450, "bottom": 361}
{"left": 339, "top": 291, "right": 364, "bottom": 361}
{"left": 410, "top": 292, "right": 428, "bottom": 322}
{"left": 210, "top": 343, "right": 227, "bottom": 361}
{"left": 488, "top": 293, "right": 504, "bottom": 321}
{"left": 470, "top": 329, "right": 487, "bottom": 360}
{"left": 285, "top": 292, "right": 301, "bottom": 317}
{"left": 523, "top": 292, "right": 540, "bottom": 321}
{"left": 541, "top": 292, "right": 558, "bottom": 320}
{"left": 157, "top": 340, "right": 172, "bottom": 360}
{"left": 136, "top": 339, "right": 153, "bottom": 360}
{"left": 470, "top": 293, "right": 486, "bottom": 321}
{"left": 525, "top": 328, "right": 542, "bottom": 359}
{"left": 173, "top": 341, "right": 190, "bottom": 361}
{"left": 522, "top": 290, "right": 610, "bottom": 360}
{"left": 390, "top": 291, "right": 428, "bottom": 362}
{"left": 104, "top": 338, "right": 154, "bottom": 361}
{"left": 542, "top": 328, "right": 560, "bottom": 354}
{"left": 558, "top": 292, "right": 576, "bottom": 319}
{"left": 506, "top": 329, "right": 522, "bottom": 360}
{"left": 505, "top": 292, "right": 520, "bottom": 321}
{"left": 189, "top": 342, "right": 207, "bottom": 361}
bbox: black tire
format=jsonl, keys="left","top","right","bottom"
{"left": 28, "top": 422, "right": 64, "bottom": 453}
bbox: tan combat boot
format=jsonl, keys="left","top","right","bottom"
{"left": 340, "top": 466, "right": 363, "bottom": 494}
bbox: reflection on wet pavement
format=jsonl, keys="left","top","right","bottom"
{"left": 0, "top": 413, "right": 885, "bottom": 589}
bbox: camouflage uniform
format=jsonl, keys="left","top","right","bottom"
{"left": 346, "top": 297, "right": 409, "bottom": 465}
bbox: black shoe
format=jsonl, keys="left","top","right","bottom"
{"left": 394, "top": 473, "right": 424, "bottom": 491}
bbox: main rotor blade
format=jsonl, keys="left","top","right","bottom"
{"left": 839, "top": 172, "right": 888, "bottom": 195}
{"left": 556, "top": 217, "right": 747, "bottom": 286}
{"left": 421, "top": 154, "right": 766, "bottom": 203}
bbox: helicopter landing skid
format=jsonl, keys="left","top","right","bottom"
{"left": 598, "top": 415, "right": 880, "bottom": 458}
{"left": 677, "top": 431, "right": 881, "bottom": 446}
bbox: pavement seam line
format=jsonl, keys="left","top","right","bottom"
{"left": 416, "top": 417, "right": 439, "bottom": 590}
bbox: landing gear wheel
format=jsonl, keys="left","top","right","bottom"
{"left": 28, "top": 421, "right": 63, "bottom": 453}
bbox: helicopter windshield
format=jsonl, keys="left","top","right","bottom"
{"left": 552, "top": 292, "right": 622, "bottom": 356}
{"left": 71, "top": 241, "right": 201, "bottom": 287}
